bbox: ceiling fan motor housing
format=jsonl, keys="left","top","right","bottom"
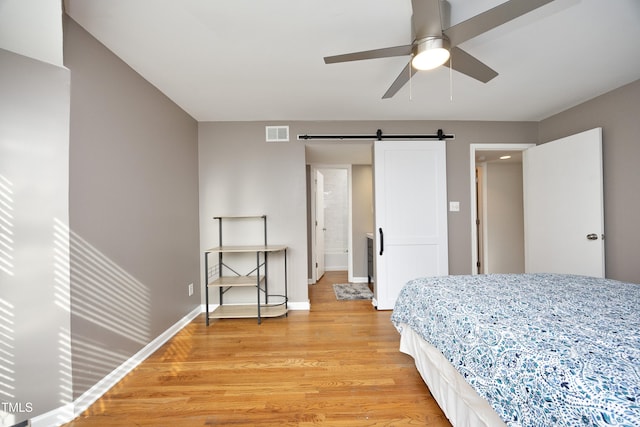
{"left": 412, "top": 37, "right": 451, "bottom": 70}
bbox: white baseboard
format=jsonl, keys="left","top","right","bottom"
{"left": 204, "top": 302, "right": 219, "bottom": 312}
{"left": 287, "top": 300, "right": 310, "bottom": 310}
{"left": 32, "top": 305, "right": 202, "bottom": 427}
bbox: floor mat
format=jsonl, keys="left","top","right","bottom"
{"left": 332, "top": 283, "right": 373, "bottom": 300}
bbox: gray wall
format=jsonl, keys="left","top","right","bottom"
{"left": 198, "top": 122, "right": 308, "bottom": 305}
{"left": 539, "top": 79, "right": 640, "bottom": 283}
{"left": 0, "top": 48, "right": 71, "bottom": 426}
{"left": 64, "top": 18, "right": 200, "bottom": 398}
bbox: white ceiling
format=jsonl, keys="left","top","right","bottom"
{"left": 64, "top": 0, "right": 640, "bottom": 122}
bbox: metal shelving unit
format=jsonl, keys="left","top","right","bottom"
{"left": 204, "top": 215, "right": 287, "bottom": 325}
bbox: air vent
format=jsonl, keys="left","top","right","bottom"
{"left": 265, "top": 126, "right": 289, "bottom": 142}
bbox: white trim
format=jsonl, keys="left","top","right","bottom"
{"left": 309, "top": 166, "right": 320, "bottom": 284}
{"left": 481, "top": 162, "right": 489, "bottom": 272}
{"left": 287, "top": 300, "right": 310, "bottom": 311}
{"left": 32, "top": 305, "right": 202, "bottom": 426}
{"left": 469, "top": 143, "right": 535, "bottom": 275}
{"left": 346, "top": 165, "right": 354, "bottom": 283}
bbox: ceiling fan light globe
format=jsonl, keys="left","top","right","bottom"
{"left": 412, "top": 48, "right": 450, "bottom": 70}
{"left": 412, "top": 37, "right": 450, "bottom": 71}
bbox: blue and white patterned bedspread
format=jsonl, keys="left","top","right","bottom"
{"left": 391, "top": 273, "right": 640, "bottom": 427}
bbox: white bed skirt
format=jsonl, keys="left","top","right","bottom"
{"left": 399, "top": 324, "right": 507, "bottom": 427}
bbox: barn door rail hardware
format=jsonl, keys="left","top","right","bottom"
{"left": 297, "top": 129, "right": 454, "bottom": 141}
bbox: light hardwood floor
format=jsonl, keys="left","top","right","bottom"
{"left": 64, "top": 271, "right": 451, "bottom": 426}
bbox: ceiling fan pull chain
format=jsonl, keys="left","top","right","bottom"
{"left": 449, "top": 55, "right": 454, "bottom": 102}
{"left": 409, "top": 62, "right": 413, "bottom": 101}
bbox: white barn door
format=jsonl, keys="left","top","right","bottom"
{"left": 373, "top": 140, "right": 449, "bottom": 310}
{"left": 523, "top": 128, "right": 605, "bottom": 277}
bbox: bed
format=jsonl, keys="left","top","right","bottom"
{"left": 390, "top": 273, "right": 640, "bottom": 427}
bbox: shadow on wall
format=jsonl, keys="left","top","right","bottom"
{"left": 0, "top": 174, "right": 24, "bottom": 426}
{"left": 0, "top": 215, "right": 75, "bottom": 425}
{"left": 0, "top": 175, "right": 13, "bottom": 277}
{"left": 69, "top": 227, "right": 151, "bottom": 397}
{"left": 0, "top": 296, "right": 18, "bottom": 426}
{"left": 0, "top": 175, "right": 155, "bottom": 424}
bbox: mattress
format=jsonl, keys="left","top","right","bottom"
{"left": 399, "top": 323, "right": 507, "bottom": 427}
{"left": 391, "top": 273, "right": 640, "bottom": 427}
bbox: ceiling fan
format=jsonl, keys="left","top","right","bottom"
{"left": 324, "top": 0, "right": 556, "bottom": 99}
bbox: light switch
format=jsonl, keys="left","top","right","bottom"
{"left": 449, "top": 201, "right": 460, "bottom": 212}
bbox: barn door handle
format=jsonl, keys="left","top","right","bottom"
{"left": 379, "top": 227, "right": 384, "bottom": 255}
{"left": 586, "top": 233, "right": 598, "bottom": 240}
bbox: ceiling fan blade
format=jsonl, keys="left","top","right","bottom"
{"left": 324, "top": 45, "right": 412, "bottom": 64}
{"left": 443, "top": 0, "right": 555, "bottom": 47}
{"left": 411, "top": 0, "right": 445, "bottom": 39}
{"left": 382, "top": 61, "right": 419, "bottom": 99}
{"left": 445, "top": 47, "right": 498, "bottom": 83}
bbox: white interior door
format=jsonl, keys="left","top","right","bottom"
{"left": 374, "top": 140, "right": 448, "bottom": 310}
{"left": 315, "top": 169, "right": 326, "bottom": 280}
{"left": 523, "top": 127, "right": 605, "bottom": 277}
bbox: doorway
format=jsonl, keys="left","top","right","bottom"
{"left": 469, "top": 144, "right": 534, "bottom": 274}
{"left": 305, "top": 142, "right": 373, "bottom": 286}
{"left": 309, "top": 165, "right": 352, "bottom": 284}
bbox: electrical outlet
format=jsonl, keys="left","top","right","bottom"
{"left": 188, "top": 283, "right": 194, "bottom": 296}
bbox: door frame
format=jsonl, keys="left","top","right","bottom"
{"left": 469, "top": 143, "right": 535, "bottom": 275}
{"left": 314, "top": 169, "right": 326, "bottom": 282}
{"left": 309, "top": 164, "right": 353, "bottom": 284}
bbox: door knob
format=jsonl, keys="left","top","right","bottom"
{"left": 586, "top": 233, "right": 598, "bottom": 240}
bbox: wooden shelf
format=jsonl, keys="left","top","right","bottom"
{"left": 208, "top": 303, "right": 287, "bottom": 319}
{"left": 205, "top": 245, "right": 287, "bottom": 254}
{"left": 208, "top": 276, "right": 265, "bottom": 287}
